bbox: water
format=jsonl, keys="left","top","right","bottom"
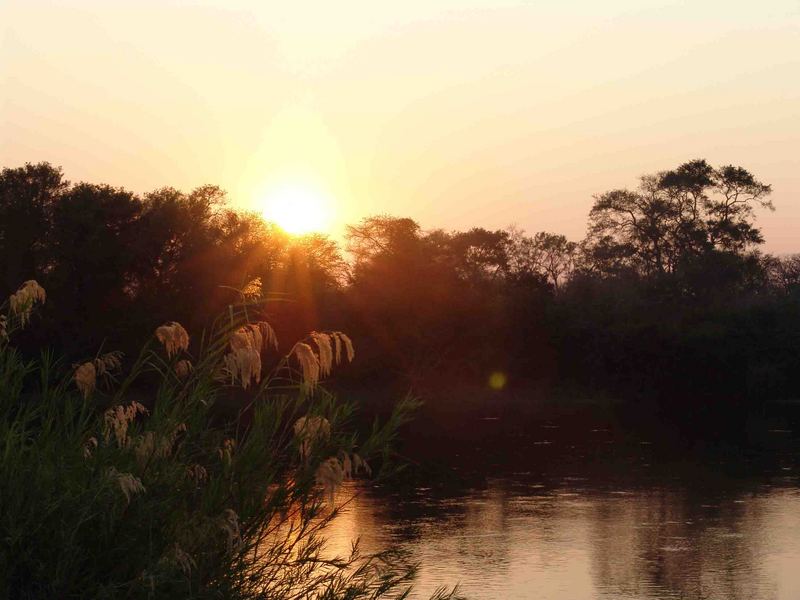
{"left": 328, "top": 407, "right": 800, "bottom": 599}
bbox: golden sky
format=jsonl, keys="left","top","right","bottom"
{"left": 2, "top": 1, "right": 799, "bottom": 250}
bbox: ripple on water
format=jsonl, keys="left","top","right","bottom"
{"left": 329, "top": 425, "right": 800, "bottom": 600}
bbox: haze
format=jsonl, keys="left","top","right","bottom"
{"left": 2, "top": 0, "right": 798, "bottom": 251}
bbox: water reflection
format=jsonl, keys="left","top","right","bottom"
{"left": 327, "top": 417, "right": 800, "bottom": 599}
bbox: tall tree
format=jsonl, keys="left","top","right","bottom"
{"left": 508, "top": 229, "right": 577, "bottom": 292}
{"left": 583, "top": 159, "right": 772, "bottom": 277}
{"left": 0, "top": 163, "right": 67, "bottom": 294}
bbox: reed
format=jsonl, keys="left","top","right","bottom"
{"left": 0, "top": 280, "right": 458, "bottom": 599}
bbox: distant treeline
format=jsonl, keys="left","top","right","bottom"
{"left": 2, "top": 160, "right": 799, "bottom": 407}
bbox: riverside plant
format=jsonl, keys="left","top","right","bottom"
{"left": 0, "top": 280, "right": 460, "bottom": 599}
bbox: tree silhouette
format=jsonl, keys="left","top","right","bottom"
{"left": 1, "top": 159, "right": 797, "bottom": 406}
{"left": 584, "top": 159, "right": 772, "bottom": 278}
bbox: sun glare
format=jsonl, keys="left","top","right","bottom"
{"left": 260, "top": 182, "right": 332, "bottom": 235}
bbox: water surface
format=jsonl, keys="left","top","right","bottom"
{"left": 329, "top": 407, "right": 800, "bottom": 599}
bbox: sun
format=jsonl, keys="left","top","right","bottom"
{"left": 260, "top": 182, "right": 332, "bottom": 235}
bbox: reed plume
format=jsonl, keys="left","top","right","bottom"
{"left": 292, "top": 342, "right": 320, "bottom": 388}
{"left": 352, "top": 452, "right": 372, "bottom": 477}
{"left": 83, "top": 436, "right": 98, "bottom": 459}
{"left": 134, "top": 423, "right": 187, "bottom": 465}
{"left": 218, "top": 438, "right": 236, "bottom": 465}
{"left": 74, "top": 362, "right": 97, "bottom": 399}
{"left": 314, "top": 452, "right": 371, "bottom": 503}
{"left": 219, "top": 508, "right": 242, "bottom": 554}
{"left": 0, "top": 278, "right": 434, "bottom": 600}
{"left": 106, "top": 467, "right": 146, "bottom": 504}
{"left": 8, "top": 280, "right": 46, "bottom": 326}
{"left": 155, "top": 321, "right": 189, "bottom": 358}
{"left": 334, "top": 331, "right": 355, "bottom": 362}
{"left": 222, "top": 322, "right": 280, "bottom": 388}
{"left": 241, "top": 277, "right": 262, "bottom": 301}
{"left": 186, "top": 463, "right": 208, "bottom": 483}
{"left": 174, "top": 359, "right": 193, "bottom": 378}
{"left": 311, "top": 333, "right": 334, "bottom": 378}
{"left": 223, "top": 346, "right": 261, "bottom": 389}
{"left": 102, "top": 401, "right": 149, "bottom": 448}
{"left": 73, "top": 351, "right": 124, "bottom": 398}
{"left": 315, "top": 457, "right": 345, "bottom": 504}
{"left": 170, "top": 544, "right": 197, "bottom": 576}
{"left": 293, "top": 415, "right": 331, "bottom": 460}
{"left": 257, "top": 320, "right": 278, "bottom": 350}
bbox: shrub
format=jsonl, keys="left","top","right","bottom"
{"left": 0, "top": 280, "right": 452, "bottom": 599}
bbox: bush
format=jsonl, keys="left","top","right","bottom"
{"left": 0, "top": 280, "right": 453, "bottom": 599}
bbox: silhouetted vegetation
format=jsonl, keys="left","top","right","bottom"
{"left": 1, "top": 279, "right": 466, "bottom": 598}
{"left": 2, "top": 159, "right": 799, "bottom": 414}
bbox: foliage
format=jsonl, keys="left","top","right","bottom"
{"left": 583, "top": 159, "right": 773, "bottom": 277}
{"left": 1, "top": 158, "right": 797, "bottom": 406}
{"left": 0, "top": 283, "right": 457, "bottom": 600}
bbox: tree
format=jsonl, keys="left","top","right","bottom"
{"left": 345, "top": 215, "right": 421, "bottom": 272}
{"left": 583, "top": 159, "right": 773, "bottom": 278}
{"left": 0, "top": 164, "right": 354, "bottom": 357}
{"left": 766, "top": 254, "right": 800, "bottom": 294}
{"left": 444, "top": 228, "right": 510, "bottom": 284}
{"left": 47, "top": 183, "right": 143, "bottom": 348}
{"left": 0, "top": 163, "right": 67, "bottom": 294}
{"left": 507, "top": 229, "right": 577, "bottom": 292}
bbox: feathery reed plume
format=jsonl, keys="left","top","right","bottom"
{"left": 257, "top": 321, "right": 279, "bottom": 350}
{"left": 352, "top": 452, "right": 372, "bottom": 476}
{"left": 174, "top": 359, "right": 193, "bottom": 379}
{"left": 94, "top": 351, "right": 123, "bottom": 376}
{"left": 315, "top": 457, "right": 345, "bottom": 504}
{"left": 230, "top": 326, "right": 259, "bottom": 352}
{"left": 293, "top": 415, "right": 331, "bottom": 460}
{"left": 74, "top": 362, "right": 97, "bottom": 399}
{"left": 103, "top": 402, "right": 149, "bottom": 448}
{"left": 0, "top": 282, "right": 428, "bottom": 598}
{"left": 223, "top": 347, "right": 261, "bottom": 389}
{"left": 291, "top": 333, "right": 353, "bottom": 390}
{"left": 314, "top": 451, "right": 372, "bottom": 505}
{"left": 311, "top": 333, "right": 334, "bottom": 378}
{"left": 218, "top": 438, "right": 236, "bottom": 465}
{"left": 134, "top": 431, "right": 156, "bottom": 465}
{"left": 0, "top": 315, "right": 7, "bottom": 341}
{"left": 331, "top": 330, "right": 341, "bottom": 363}
{"left": 219, "top": 508, "right": 242, "bottom": 553}
{"left": 340, "top": 452, "right": 352, "bottom": 479}
{"left": 247, "top": 324, "right": 263, "bottom": 353}
{"left": 172, "top": 544, "right": 197, "bottom": 576}
{"left": 162, "top": 423, "right": 187, "bottom": 457}
{"left": 74, "top": 351, "right": 124, "bottom": 398}
{"left": 234, "top": 322, "right": 278, "bottom": 353}
{"left": 292, "top": 343, "right": 320, "bottom": 388}
{"left": 106, "top": 467, "right": 146, "bottom": 503}
{"left": 241, "top": 276, "right": 262, "bottom": 300}
{"left": 8, "top": 280, "right": 46, "bottom": 326}
{"left": 155, "top": 321, "right": 189, "bottom": 358}
{"left": 186, "top": 463, "right": 208, "bottom": 484}
{"left": 223, "top": 324, "right": 277, "bottom": 388}
{"left": 333, "top": 332, "right": 355, "bottom": 363}
{"left": 136, "top": 423, "right": 188, "bottom": 465}
{"left": 83, "top": 436, "right": 98, "bottom": 459}
{"left": 336, "top": 452, "right": 371, "bottom": 481}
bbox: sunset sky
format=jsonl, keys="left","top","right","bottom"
{"left": 2, "top": 0, "right": 798, "bottom": 251}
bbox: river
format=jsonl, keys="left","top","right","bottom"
{"left": 327, "top": 403, "right": 800, "bottom": 599}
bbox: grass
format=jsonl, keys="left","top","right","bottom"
{"left": 0, "top": 281, "right": 460, "bottom": 600}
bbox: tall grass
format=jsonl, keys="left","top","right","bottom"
{"left": 0, "top": 281, "right": 457, "bottom": 599}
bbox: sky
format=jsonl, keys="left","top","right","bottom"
{"left": 2, "top": 0, "right": 799, "bottom": 251}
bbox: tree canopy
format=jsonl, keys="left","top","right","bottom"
{"left": 1, "top": 159, "right": 797, "bottom": 405}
